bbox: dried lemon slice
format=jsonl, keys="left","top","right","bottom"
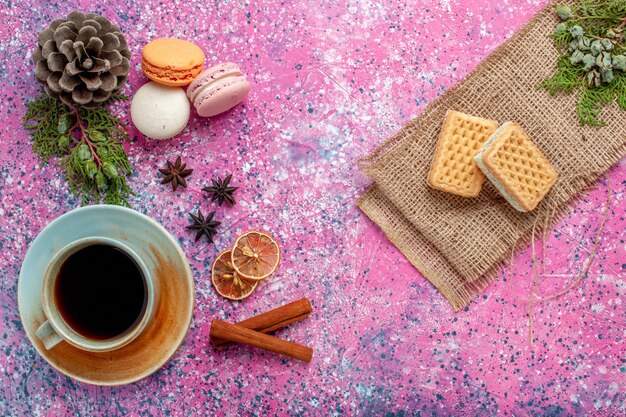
{"left": 231, "top": 231, "right": 280, "bottom": 281}
{"left": 211, "top": 249, "right": 258, "bottom": 300}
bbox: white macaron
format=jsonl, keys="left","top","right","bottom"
{"left": 131, "top": 81, "right": 190, "bottom": 140}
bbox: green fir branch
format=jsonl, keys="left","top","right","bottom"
{"left": 23, "top": 95, "right": 68, "bottom": 162}
{"left": 614, "top": 70, "right": 626, "bottom": 109}
{"left": 23, "top": 91, "right": 134, "bottom": 206}
{"left": 551, "top": 28, "right": 573, "bottom": 50}
{"left": 538, "top": 56, "right": 585, "bottom": 95}
{"left": 576, "top": 83, "right": 610, "bottom": 126}
{"left": 539, "top": 1, "right": 626, "bottom": 126}
{"left": 570, "top": 1, "right": 626, "bottom": 37}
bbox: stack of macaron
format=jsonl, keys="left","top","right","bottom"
{"left": 131, "top": 38, "right": 251, "bottom": 140}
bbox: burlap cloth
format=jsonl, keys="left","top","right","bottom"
{"left": 357, "top": 0, "right": 626, "bottom": 311}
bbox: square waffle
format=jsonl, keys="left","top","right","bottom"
{"left": 474, "top": 122, "right": 558, "bottom": 212}
{"left": 427, "top": 111, "right": 499, "bottom": 197}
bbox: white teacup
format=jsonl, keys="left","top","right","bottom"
{"left": 35, "top": 237, "right": 157, "bottom": 352}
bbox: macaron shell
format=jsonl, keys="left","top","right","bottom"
{"left": 195, "top": 76, "right": 251, "bottom": 117}
{"left": 142, "top": 38, "right": 205, "bottom": 86}
{"left": 130, "top": 82, "right": 190, "bottom": 140}
{"left": 187, "top": 62, "right": 243, "bottom": 100}
{"left": 142, "top": 38, "right": 205, "bottom": 69}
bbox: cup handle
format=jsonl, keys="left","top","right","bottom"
{"left": 35, "top": 320, "right": 63, "bottom": 350}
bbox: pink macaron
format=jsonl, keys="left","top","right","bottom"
{"left": 187, "top": 62, "right": 251, "bottom": 117}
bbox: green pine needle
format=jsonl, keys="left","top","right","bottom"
{"left": 614, "top": 70, "right": 626, "bottom": 108}
{"left": 538, "top": 56, "right": 585, "bottom": 95}
{"left": 539, "top": 1, "right": 626, "bottom": 126}
{"left": 23, "top": 91, "right": 134, "bottom": 207}
{"left": 570, "top": 0, "right": 626, "bottom": 37}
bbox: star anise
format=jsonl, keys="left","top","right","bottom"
{"left": 203, "top": 174, "right": 239, "bottom": 206}
{"left": 186, "top": 210, "right": 221, "bottom": 243}
{"left": 158, "top": 156, "right": 193, "bottom": 191}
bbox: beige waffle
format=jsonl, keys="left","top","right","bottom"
{"left": 475, "top": 122, "right": 557, "bottom": 212}
{"left": 427, "top": 111, "right": 499, "bottom": 197}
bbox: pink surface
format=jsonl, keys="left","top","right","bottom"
{"left": 1, "top": 0, "right": 625, "bottom": 415}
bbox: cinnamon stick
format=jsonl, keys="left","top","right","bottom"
{"left": 211, "top": 298, "right": 312, "bottom": 348}
{"left": 210, "top": 319, "right": 313, "bottom": 362}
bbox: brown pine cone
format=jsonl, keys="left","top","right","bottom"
{"left": 32, "top": 11, "right": 131, "bottom": 108}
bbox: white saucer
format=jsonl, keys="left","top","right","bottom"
{"left": 18, "top": 205, "right": 194, "bottom": 386}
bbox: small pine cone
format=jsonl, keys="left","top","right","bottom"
{"left": 32, "top": 11, "right": 131, "bottom": 108}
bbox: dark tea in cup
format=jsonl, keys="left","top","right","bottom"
{"left": 54, "top": 244, "right": 147, "bottom": 340}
